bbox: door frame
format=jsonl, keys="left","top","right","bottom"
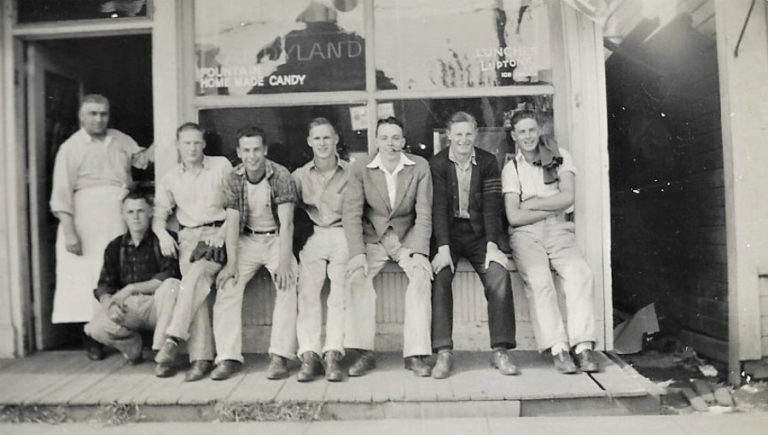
{"left": 0, "top": 0, "right": 184, "bottom": 356}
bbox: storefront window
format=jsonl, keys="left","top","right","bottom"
{"left": 194, "top": 0, "right": 370, "bottom": 96}
{"left": 378, "top": 96, "right": 553, "bottom": 165}
{"left": 198, "top": 104, "right": 369, "bottom": 171}
{"left": 375, "top": 0, "right": 552, "bottom": 90}
{"left": 17, "top": 0, "right": 148, "bottom": 23}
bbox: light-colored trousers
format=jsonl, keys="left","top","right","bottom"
{"left": 85, "top": 278, "right": 180, "bottom": 359}
{"left": 345, "top": 230, "right": 432, "bottom": 358}
{"left": 297, "top": 227, "right": 349, "bottom": 357}
{"left": 509, "top": 215, "right": 596, "bottom": 352}
{"left": 213, "top": 233, "right": 298, "bottom": 363}
{"left": 162, "top": 226, "right": 219, "bottom": 362}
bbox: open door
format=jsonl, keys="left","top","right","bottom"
{"left": 26, "top": 42, "right": 86, "bottom": 349}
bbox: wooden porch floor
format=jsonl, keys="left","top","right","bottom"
{"left": 0, "top": 351, "right": 660, "bottom": 418}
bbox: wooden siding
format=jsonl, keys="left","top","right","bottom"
{"left": 240, "top": 259, "right": 604, "bottom": 352}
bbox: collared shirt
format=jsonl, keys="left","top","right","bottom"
{"left": 366, "top": 152, "right": 415, "bottom": 209}
{"left": 246, "top": 178, "right": 278, "bottom": 231}
{"left": 93, "top": 230, "right": 180, "bottom": 300}
{"left": 292, "top": 157, "right": 349, "bottom": 228}
{"left": 50, "top": 128, "right": 150, "bottom": 215}
{"left": 154, "top": 155, "right": 233, "bottom": 228}
{"left": 448, "top": 146, "right": 477, "bottom": 219}
{"left": 501, "top": 147, "right": 577, "bottom": 213}
{"left": 224, "top": 159, "right": 298, "bottom": 233}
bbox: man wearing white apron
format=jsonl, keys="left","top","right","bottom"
{"left": 50, "top": 94, "right": 152, "bottom": 360}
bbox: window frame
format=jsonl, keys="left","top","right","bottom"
{"left": 187, "top": 0, "right": 556, "bottom": 153}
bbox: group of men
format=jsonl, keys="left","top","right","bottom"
{"left": 51, "top": 94, "right": 600, "bottom": 383}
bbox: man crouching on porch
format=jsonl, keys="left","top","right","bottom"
{"left": 84, "top": 190, "right": 181, "bottom": 365}
{"left": 342, "top": 116, "right": 433, "bottom": 377}
{"left": 501, "top": 109, "right": 599, "bottom": 374}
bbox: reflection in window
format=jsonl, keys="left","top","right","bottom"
{"left": 375, "top": 0, "right": 551, "bottom": 90}
{"left": 17, "top": 0, "right": 147, "bottom": 23}
{"left": 377, "top": 96, "right": 553, "bottom": 168}
{"left": 198, "top": 104, "right": 368, "bottom": 172}
{"left": 195, "top": 0, "right": 392, "bottom": 95}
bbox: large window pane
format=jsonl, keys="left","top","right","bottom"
{"left": 198, "top": 104, "right": 369, "bottom": 171}
{"left": 195, "top": 0, "right": 369, "bottom": 96}
{"left": 376, "top": 96, "right": 554, "bottom": 167}
{"left": 375, "top": 0, "right": 551, "bottom": 90}
{"left": 17, "top": 0, "right": 147, "bottom": 23}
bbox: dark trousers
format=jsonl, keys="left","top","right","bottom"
{"left": 431, "top": 219, "right": 517, "bottom": 351}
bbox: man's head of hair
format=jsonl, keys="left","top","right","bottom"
{"left": 79, "top": 94, "right": 110, "bottom": 111}
{"left": 376, "top": 116, "right": 404, "bottom": 136}
{"left": 509, "top": 109, "right": 538, "bottom": 130}
{"left": 236, "top": 126, "right": 267, "bottom": 146}
{"left": 307, "top": 117, "right": 337, "bottom": 135}
{"left": 447, "top": 111, "right": 477, "bottom": 130}
{"left": 122, "top": 189, "right": 152, "bottom": 207}
{"left": 176, "top": 122, "right": 205, "bottom": 140}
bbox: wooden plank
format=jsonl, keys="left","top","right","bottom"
{"left": 275, "top": 374, "right": 328, "bottom": 403}
{"left": 0, "top": 351, "right": 91, "bottom": 403}
{"left": 226, "top": 354, "right": 286, "bottom": 403}
{"left": 26, "top": 355, "right": 126, "bottom": 405}
{"left": 588, "top": 353, "right": 651, "bottom": 398}
{"left": 67, "top": 358, "right": 156, "bottom": 405}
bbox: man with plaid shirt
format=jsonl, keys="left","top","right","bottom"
{"left": 212, "top": 126, "right": 300, "bottom": 381}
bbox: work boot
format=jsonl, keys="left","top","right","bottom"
{"left": 347, "top": 350, "right": 376, "bottom": 377}
{"left": 155, "top": 336, "right": 180, "bottom": 365}
{"left": 490, "top": 348, "right": 519, "bottom": 376}
{"left": 575, "top": 349, "right": 600, "bottom": 373}
{"left": 185, "top": 360, "right": 213, "bottom": 382}
{"left": 297, "top": 352, "right": 324, "bottom": 382}
{"left": 553, "top": 350, "right": 578, "bottom": 374}
{"left": 210, "top": 359, "right": 242, "bottom": 381}
{"left": 324, "top": 350, "right": 343, "bottom": 382}
{"left": 84, "top": 334, "right": 105, "bottom": 361}
{"left": 404, "top": 356, "right": 432, "bottom": 377}
{"left": 266, "top": 354, "right": 289, "bottom": 380}
{"left": 154, "top": 363, "right": 176, "bottom": 378}
{"left": 432, "top": 349, "right": 453, "bottom": 379}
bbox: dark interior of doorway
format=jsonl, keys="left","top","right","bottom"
{"left": 31, "top": 34, "right": 153, "bottom": 350}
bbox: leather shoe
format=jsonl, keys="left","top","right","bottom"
{"left": 490, "top": 349, "right": 519, "bottom": 376}
{"left": 154, "top": 363, "right": 176, "bottom": 378}
{"left": 266, "top": 354, "right": 289, "bottom": 380}
{"left": 84, "top": 335, "right": 105, "bottom": 361}
{"left": 211, "top": 359, "right": 242, "bottom": 381}
{"left": 575, "top": 349, "right": 600, "bottom": 373}
{"left": 553, "top": 350, "right": 578, "bottom": 374}
{"left": 155, "top": 337, "right": 179, "bottom": 365}
{"left": 347, "top": 350, "right": 376, "bottom": 377}
{"left": 404, "top": 356, "right": 432, "bottom": 377}
{"left": 297, "top": 352, "right": 324, "bottom": 382}
{"left": 185, "top": 360, "right": 213, "bottom": 382}
{"left": 432, "top": 350, "right": 453, "bottom": 379}
{"left": 324, "top": 350, "right": 343, "bottom": 382}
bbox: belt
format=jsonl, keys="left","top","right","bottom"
{"left": 180, "top": 220, "right": 225, "bottom": 231}
{"left": 245, "top": 226, "right": 277, "bottom": 236}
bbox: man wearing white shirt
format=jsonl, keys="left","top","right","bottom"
{"left": 152, "top": 122, "right": 233, "bottom": 381}
{"left": 342, "top": 117, "right": 433, "bottom": 378}
{"left": 501, "top": 110, "right": 599, "bottom": 374}
{"left": 49, "top": 94, "right": 152, "bottom": 360}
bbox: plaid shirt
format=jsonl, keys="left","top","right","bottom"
{"left": 224, "top": 159, "right": 298, "bottom": 233}
{"left": 93, "top": 231, "right": 180, "bottom": 300}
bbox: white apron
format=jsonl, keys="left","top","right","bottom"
{"left": 52, "top": 185, "right": 128, "bottom": 323}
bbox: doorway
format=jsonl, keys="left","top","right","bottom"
{"left": 26, "top": 34, "right": 153, "bottom": 350}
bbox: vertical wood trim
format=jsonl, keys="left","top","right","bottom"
{"left": 714, "top": 0, "right": 768, "bottom": 382}
{"left": 1, "top": 0, "right": 29, "bottom": 357}
{"left": 364, "top": 0, "right": 376, "bottom": 155}
{"left": 152, "top": 0, "right": 182, "bottom": 180}
{"left": 554, "top": 2, "right": 611, "bottom": 350}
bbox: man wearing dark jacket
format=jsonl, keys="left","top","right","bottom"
{"left": 429, "top": 111, "right": 518, "bottom": 379}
